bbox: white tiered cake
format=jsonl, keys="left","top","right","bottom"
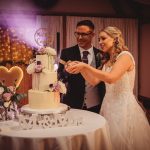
{"left": 22, "top": 47, "right": 68, "bottom": 114}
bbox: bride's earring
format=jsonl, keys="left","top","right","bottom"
{"left": 114, "top": 37, "right": 119, "bottom": 49}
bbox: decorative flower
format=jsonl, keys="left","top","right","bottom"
{"left": 0, "top": 82, "right": 27, "bottom": 120}
{"left": 96, "top": 52, "right": 101, "bottom": 66}
{"left": 3, "top": 101, "right": 11, "bottom": 108}
{"left": 96, "top": 52, "right": 110, "bottom": 69}
{"left": 27, "top": 61, "right": 44, "bottom": 74}
{"left": 3, "top": 93, "right": 12, "bottom": 101}
{"left": 57, "top": 81, "right": 67, "bottom": 94}
{"left": 44, "top": 47, "right": 56, "bottom": 56}
{"left": 0, "top": 87, "right": 4, "bottom": 94}
{"left": 8, "top": 86, "right": 16, "bottom": 94}
{"left": 36, "top": 47, "right": 56, "bottom": 56}
{"left": 27, "top": 62, "right": 36, "bottom": 74}
{"left": 35, "top": 63, "right": 43, "bottom": 73}
{"left": 37, "top": 47, "right": 46, "bottom": 54}
{"left": 48, "top": 81, "right": 66, "bottom": 94}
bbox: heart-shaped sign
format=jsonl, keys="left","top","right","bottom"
{"left": 0, "top": 66, "right": 23, "bottom": 87}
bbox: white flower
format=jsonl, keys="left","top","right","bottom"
{"left": 27, "top": 62, "right": 36, "bottom": 74}
{"left": 4, "top": 101, "right": 11, "bottom": 108}
{"left": 58, "top": 81, "right": 67, "bottom": 94}
{"left": 45, "top": 47, "right": 56, "bottom": 56}
{"left": 0, "top": 87, "right": 4, "bottom": 94}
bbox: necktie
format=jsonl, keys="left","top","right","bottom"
{"left": 82, "top": 51, "right": 89, "bottom": 64}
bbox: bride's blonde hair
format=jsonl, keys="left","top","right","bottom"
{"left": 100, "top": 26, "right": 128, "bottom": 64}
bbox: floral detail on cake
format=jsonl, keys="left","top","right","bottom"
{"left": 26, "top": 62, "right": 36, "bottom": 74}
{"left": 35, "top": 61, "right": 44, "bottom": 73}
{"left": 37, "top": 47, "right": 56, "bottom": 56}
{"left": 49, "top": 81, "right": 67, "bottom": 94}
{"left": 27, "top": 46, "right": 57, "bottom": 74}
{"left": 0, "top": 81, "right": 27, "bottom": 120}
{"left": 27, "top": 61, "right": 45, "bottom": 74}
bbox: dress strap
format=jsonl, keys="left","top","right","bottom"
{"left": 116, "top": 51, "right": 135, "bottom": 66}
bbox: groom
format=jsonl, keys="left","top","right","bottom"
{"left": 58, "top": 20, "right": 105, "bottom": 113}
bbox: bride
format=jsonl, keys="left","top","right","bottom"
{"left": 65, "top": 26, "right": 150, "bottom": 150}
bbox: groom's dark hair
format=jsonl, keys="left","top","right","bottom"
{"left": 76, "top": 20, "right": 95, "bottom": 30}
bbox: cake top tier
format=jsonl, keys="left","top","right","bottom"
{"left": 27, "top": 47, "right": 57, "bottom": 74}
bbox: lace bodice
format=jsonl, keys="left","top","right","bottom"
{"left": 102, "top": 51, "right": 135, "bottom": 103}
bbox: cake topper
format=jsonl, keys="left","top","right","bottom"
{"left": 34, "top": 28, "right": 53, "bottom": 47}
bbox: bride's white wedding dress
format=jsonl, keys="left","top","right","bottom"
{"left": 100, "top": 51, "right": 150, "bottom": 150}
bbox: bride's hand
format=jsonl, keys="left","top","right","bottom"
{"left": 65, "top": 61, "right": 86, "bottom": 74}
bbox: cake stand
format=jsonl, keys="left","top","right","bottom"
{"left": 21, "top": 103, "right": 69, "bottom": 115}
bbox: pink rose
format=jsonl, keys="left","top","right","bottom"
{"left": 3, "top": 93, "right": 12, "bottom": 101}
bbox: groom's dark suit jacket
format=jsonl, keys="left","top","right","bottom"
{"left": 58, "top": 45, "right": 105, "bottom": 109}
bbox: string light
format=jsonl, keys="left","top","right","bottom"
{"left": 0, "top": 27, "right": 33, "bottom": 65}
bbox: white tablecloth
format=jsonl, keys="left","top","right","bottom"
{"left": 0, "top": 109, "right": 112, "bottom": 150}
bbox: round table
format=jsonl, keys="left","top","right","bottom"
{"left": 0, "top": 109, "right": 112, "bottom": 150}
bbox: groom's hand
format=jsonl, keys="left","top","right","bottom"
{"left": 65, "top": 61, "right": 80, "bottom": 74}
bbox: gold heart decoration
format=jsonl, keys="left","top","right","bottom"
{"left": 0, "top": 66, "right": 23, "bottom": 87}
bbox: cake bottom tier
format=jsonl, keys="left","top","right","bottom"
{"left": 28, "top": 89, "right": 60, "bottom": 109}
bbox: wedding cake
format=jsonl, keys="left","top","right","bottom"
{"left": 25, "top": 47, "right": 67, "bottom": 111}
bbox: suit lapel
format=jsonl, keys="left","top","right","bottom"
{"left": 73, "top": 45, "right": 82, "bottom": 61}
